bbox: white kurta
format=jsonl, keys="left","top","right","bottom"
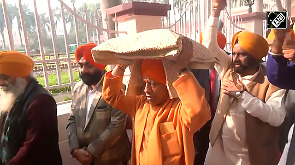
{"left": 86, "top": 87, "right": 101, "bottom": 124}
{"left": 278, "top": 90, "right": 295, "bottom": 165}
{"left": 278, "top": 124, "right": 294, "bottom": 165}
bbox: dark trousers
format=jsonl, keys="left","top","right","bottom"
{"left": 193, "top": 120, "right": 212, "bottom": 165}
{"left": 287, "top": 126, "right": 295, "bottom": 165}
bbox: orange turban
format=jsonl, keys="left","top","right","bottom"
{"left": 231, "top": 31, "right": 268, "bottom": 60}
{"left": 266, "top": 29, "right": 295, "bottom": 45}
{"left": 200, "top": 31, "right": 227, "bottom": 49}
{"left": 141, "top": 59, "right": 166, "bottom": 85}
{"left": 75, "top": 43, "right": 106, "bottom": 70}
{"left": 0, "top": 51, "right": 33, "bottom": 77}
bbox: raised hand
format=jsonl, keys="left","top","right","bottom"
{"left": 112, "top": 64, "right": 129, "bottom": 77}
{"left": 222, "top": 79, "right": 245, "bottom": 97}
{"left": 212, "top": 0, "right": 227, "bottom": 11}
{"left": 174, "top": 37, "right": 193, "bottom": 71}
{"left": 282, "top": 40, "right": 295, "bottom": 62}
{"left": 271, "top": 19, "right": 292, "bottom": 54}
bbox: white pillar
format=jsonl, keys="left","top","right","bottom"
{"left": 226, "top": 0, "right": 231, "bottom": 51}
{"left": 253, "top": 0, "right": 263, "bottom": 12}
{"left": 275, "top": 0, "right": 283, "bottom": 10}
{"left": 200, "top": 0, "right": 206, "bottom": 32}
{"left": 284, "top": 0, "right": 291, "bottom": 16}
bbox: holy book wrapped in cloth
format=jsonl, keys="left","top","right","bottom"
{"left": 92, "top": 29, "right": 216, "bottom": 69}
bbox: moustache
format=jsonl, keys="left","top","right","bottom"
{"left": 0, "top": 85, "right": 10, "bottom": 92}
{"left": 234, "top": 61, "right": 242, "bottom": 65}
{"left": 79, "top": 73, "right": 92, "bottom": 79}
{"left": 79, "top": 71, "right": 102, "bottom": 86}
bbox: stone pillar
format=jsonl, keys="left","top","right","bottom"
{"left": 253, "top": 0, "right": 263, "bottom": 12}
{"left": 226, "top": 0, "right": 232, "bottom": 50}
{"left": 234, "top": 12, "right": 265, "bottom": 36}
{"left": 100, "top": 0, "right": 122, "bottom": 39}
{"left": 105, "top": 2, "right": 171, "bottom": 36}
{"left": 292, "top": 0, "right": 295, "bottom": 21}
{"left": 105, "top": 2, "right": 171, "bottom": 85}
{"left": 284, "top": 0, "right": 291, "bottom": 16}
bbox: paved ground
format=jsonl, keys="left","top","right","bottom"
{"left": 53, "top": 92, "right": 72, "bottom": 103}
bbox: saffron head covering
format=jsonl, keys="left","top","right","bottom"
{"left": 200, "top": 31, "right": 227, "bottom": 49}
{"left": 141, "top": 59, "right": 166, "bottom": 85}
{"left": 0, "top": 51, "right": 33, "bottom": 77}
{"left": 266, "top": 29, "right": 295, "bottom": 45}
{"left": 75, "top": 43, "right": 106, "bottom": 70}
{"left": 231, "top": 31, "right": 269, "bottom": 60}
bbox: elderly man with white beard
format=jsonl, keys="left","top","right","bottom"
{"left": 0, "top": 51, "right": 62, "bottom": 165}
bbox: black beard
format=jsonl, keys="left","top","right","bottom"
{"left": 233, "top": 64, "right": 245, "bottom": 74}
{"left": 79, "top": 70, "right": 103, "bottom": 86}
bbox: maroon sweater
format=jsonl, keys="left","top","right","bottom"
{"left": 0, "top": 79, "right": 62, "bottom": 165}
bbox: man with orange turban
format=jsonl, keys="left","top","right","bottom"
{"left": 102, "top": 37, "right": 211, "bottom": 165}
{"left": 0, "top": 51, "right": 62, "bottom": 165}
{"left": 202, "top": 0, "right": 286, "bottom": 165}
{"left": 67, "top": 43, "right": 131, "bottom": 165}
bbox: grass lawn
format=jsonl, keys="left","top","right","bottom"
{"left": 37, "top": 70, "right": 80, "bottom": 87}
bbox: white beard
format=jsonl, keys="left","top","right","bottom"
{"left": 0, "top": 78, "right": 27, "bottom": 113}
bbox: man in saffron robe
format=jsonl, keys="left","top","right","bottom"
{"left": 102, "top": 38, "right": 211, "bottom": 165}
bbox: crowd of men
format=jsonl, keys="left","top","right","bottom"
{"left": 0, "top": 0, "right": 294, "bottom": 164}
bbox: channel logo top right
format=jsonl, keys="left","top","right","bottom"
{"left": 266, "top": 11, "right": 287, "bottom": 29}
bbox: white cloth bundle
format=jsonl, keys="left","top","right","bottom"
{"left": 92, "top": 29, "right": 216, "bottom": 98}
{"left": 92, "top": 29, "right": 216, "bottom": 69}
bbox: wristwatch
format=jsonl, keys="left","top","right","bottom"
{"left": 235, "top": 91, "right": 243, "bottom": 99}
{"left": 178, "top": 67, "right": 190, "bottom": 75}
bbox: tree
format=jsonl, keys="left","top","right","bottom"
{"left": 100, "top": 0, "right": 122, "bottom": 39}
{"left": 64, "top": 2, "right": 103, "bottom": 45}
{"left": 0, "top": 2, "right": 38, "bottom": 51}
{"left": 0, "top": 3, "right": 22, "bottom": 50}
{"left": 0, "top": 3, "right": 5, "bottom": 49}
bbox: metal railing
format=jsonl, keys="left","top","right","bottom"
{"left": 162, "top": 0, "right": 243, "bottom": 52}
{"left": 163, "top": 0, "right": 292, "bottom": 52}
{"left": 0, "top": 0, "right": 127, "bottom": 95}
{"left": 0, "top": 0, "right": 292, "bottom": 100}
